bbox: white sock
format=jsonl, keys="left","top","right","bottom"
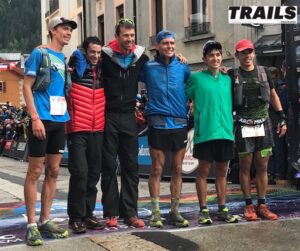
{"left": 39, "top": 219, "right": 50, "bottom": 226}
{"left": 27, "top": 223, "right": 37, "bottom": 229}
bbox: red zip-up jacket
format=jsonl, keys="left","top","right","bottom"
{"left": 66, "top": 52, "right": 105, "bottom": 133}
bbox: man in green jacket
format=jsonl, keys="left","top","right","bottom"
{"left": 186, "top": 41, "right": 238, "bottom": 224}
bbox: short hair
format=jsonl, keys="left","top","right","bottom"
{"left": 82, "top": 36, "right": 102, "bottom": 51}
{"left": 115, "top": 18, "right": 135, "bottom": 35}
{"left": 268, "top": 66, "right": 280, "bottom": 77}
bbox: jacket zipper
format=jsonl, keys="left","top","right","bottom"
{"left": 92, "top": 68, "right": 96, "bottom": 130}
{"left": 166, "top": 66, "right": 170, "bottom": 115}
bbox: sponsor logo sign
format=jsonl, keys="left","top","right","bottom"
{"left": 228, "top": 6, "right": 297, "bottom": 24}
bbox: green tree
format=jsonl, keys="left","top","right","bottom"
{"left": 0, "top": 0, "right": 41, "bottom": 53}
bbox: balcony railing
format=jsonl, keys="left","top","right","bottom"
{"left": 185, "top": 22, "right": 210, "bottom": 39}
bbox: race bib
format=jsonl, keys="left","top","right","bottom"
{"left": 241, "top": 124, "right": 265, "bottom": 138}
{"left": 50, "top": 96, "right": 67, "bottom": 115}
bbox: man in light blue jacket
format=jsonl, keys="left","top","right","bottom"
{"left": 141, "top": 30, "right": 191, "bottom": 228}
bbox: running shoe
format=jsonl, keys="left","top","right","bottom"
{"left": 198, "top": 208, "right": 213, "bottom": 224}
{"left": 216, "top": 208, "right": 238, "bottom": 223}
{"left": 106, "top": 216, "right": 118, "bottom": 228}
{"left": 149, "top": 210, "right": 163, "bottom": 228}
{"left": 168, "top": 210, "right": 189, "bottom": 227}
{"left": 38, "top": 220, "right": 68, "bottom": 239}
{"left": 244, "top": 204, "right": 258, "bottom": 221}
{"left": 257, "top": 204, "right": 278, "bottom": 220}
{"left": 25, "top": 225, "right": 43, "bottom": 246}
{"left": 85, "top": 216, "right": 105, "bottom": 230}
{"left": 124, "top": 216, "right": 145, "bottom": 228}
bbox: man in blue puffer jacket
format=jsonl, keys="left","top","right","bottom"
{"left": 140, "top": 30, "right": 191, "bottom": 228}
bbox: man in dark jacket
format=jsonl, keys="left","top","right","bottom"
{"left": 66, "top": 36, "right": 105, "bottom": 234}
{"left": 101, "top": 18, "right": 149, "bottom": 228}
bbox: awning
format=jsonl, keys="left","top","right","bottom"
{"left": 254, "top": 34, "right": 284, "bottom": 56}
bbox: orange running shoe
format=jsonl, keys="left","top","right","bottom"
{"left": 124, "top": 216, "right": 145, "bottom": 228}
{"left": 106, "top": 216, "right": 118, "bottom": 228}
{"left": 244, "top": 204, "right": 258, "bottom": 221}
{"left": 257, "top": 204, "right": 278, "bottom": 220}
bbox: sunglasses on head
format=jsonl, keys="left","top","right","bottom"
{"left": 116, "top": 18, "right": 134, "bottom": 26}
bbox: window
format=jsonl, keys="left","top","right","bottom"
{"left": 0, "top": 81, "right": 6, "bottom": 93}
{"left": 78, "top": 13, "right": 83, "bottom": 46}
{"left": 185, "top": 0, "right": 209, "bottom": 39}
{"left": 155, "top": 0, "right": 163, "bottom": 34}
{"left": 116, "top": 4, "right": 124, "bottom": 21}
{"left": 49, "top": 0, "right": 59, "bottom": 14}
{"left": 98, "top": 15, "right": 105, "bottom": 44}
{"left": 149, "top": 0, "right": 164, "bottom": 47}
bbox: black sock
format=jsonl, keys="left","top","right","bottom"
{"left": 218, "top": 205, "right": 226, "bottom": 212}
{"left": 245, "top": 198, "right": 253, "bottom": 206}
{"left": 200, "top": 206, "right": 207, "bottom": 211}
{"left": 258, "top": 198, "right": 266, "bottom": 205}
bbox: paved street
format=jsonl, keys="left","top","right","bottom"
{"left": 1, "top": 156, "right": 300, "bottom": 251}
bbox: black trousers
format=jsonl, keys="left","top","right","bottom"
{"left": 67, "top": 132, "right": 103, "bottom": 221}
{"left": 101, "top": 112, "right": 139, "bottom": 218}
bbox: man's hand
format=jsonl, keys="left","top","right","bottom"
{"left": 276, "top": 110, "right": 287, "bottom": 138}
{"left": 277, "top": 123, "right": 287, "bottom": 138}
{"left": 219, "top": 66, "right": 228, "bottom": 74}
{"left": 32, "top": 119, "right": 46, "bottom": 140}
{"left": 176, "top": 53, "right": 187, "bottom": 64}
{"left": 188, "top": 101, "right": 194, "bottom": 117}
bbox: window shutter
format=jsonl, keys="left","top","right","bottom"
{"left": 3, "top": 81, "right": 6, "bottom": 93}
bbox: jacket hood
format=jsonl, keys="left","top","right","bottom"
{"left": 102, "top": 40, "right": 146, "bottom": 68}
{"left": 108, "top": 39, "right": 136, "bottom": 54}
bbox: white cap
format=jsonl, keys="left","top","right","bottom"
{"left": 48, "top": 16, "right": 77, "bottom": 31}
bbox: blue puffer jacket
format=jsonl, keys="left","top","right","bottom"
{"left": 142, "top": 56, "right": 191, "bottom": 119}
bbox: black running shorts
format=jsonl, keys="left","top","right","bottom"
{"left": 148, "top": 127, "right": 187, "bottom": 152}
{"left": 28, "top": 120, "right": 66, "bottom": 157}
{"left": 193, "top": 139, "right": 234, "bottom": 162}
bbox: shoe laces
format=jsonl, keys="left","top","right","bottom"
{"left": 151, "top": 211, "right": 161, "bottom": 221}
{"left": 29, "top": 226, "right": 40, "bottom": 236}
{"left": 200, "top": 209, "right": 210, "bottom": 217}
{"left": 245, "top": 205, "right": 256, "bottom": 213}
{"left": 171, "top": 210, "right": 185, "bottom": 222}
{"left": 258, "top": 205, "right": 273, "bottom": 215}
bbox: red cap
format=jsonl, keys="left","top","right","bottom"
{"left": 235, "top": 39, "right": 254, "bottom": 52}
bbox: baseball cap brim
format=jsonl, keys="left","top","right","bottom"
{"left": 203, "top": 41, "right": 222, "bottom": 56}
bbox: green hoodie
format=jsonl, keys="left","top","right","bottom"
{"left": 186, "top": 70, "right": 234, "bottom": 144}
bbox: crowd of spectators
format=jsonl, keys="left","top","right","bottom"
{"left": 0, "top": 104, "right": 28, "bottom": 145}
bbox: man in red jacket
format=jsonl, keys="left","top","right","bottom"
{"left": 66, "top": 36, "right": 105, "bottom": 234}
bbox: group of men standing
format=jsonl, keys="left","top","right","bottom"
{"left": 22, "top": 15, "right": 287, "bottom": 247}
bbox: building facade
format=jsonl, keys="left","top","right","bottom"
{"left": 40, "top": 0, "right": 284, "bottom": 68}
{"left": 41, "top": 0, "right": 85, "bottom": 57}
{"left": 0, "top": 68, "right": 24, "bottom": 107}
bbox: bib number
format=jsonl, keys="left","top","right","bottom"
{"left": 241, "top": 124, "right": 265, "bottom": 138}
{"left": 50, "top": 96, "right": 67, "bottom": 115}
